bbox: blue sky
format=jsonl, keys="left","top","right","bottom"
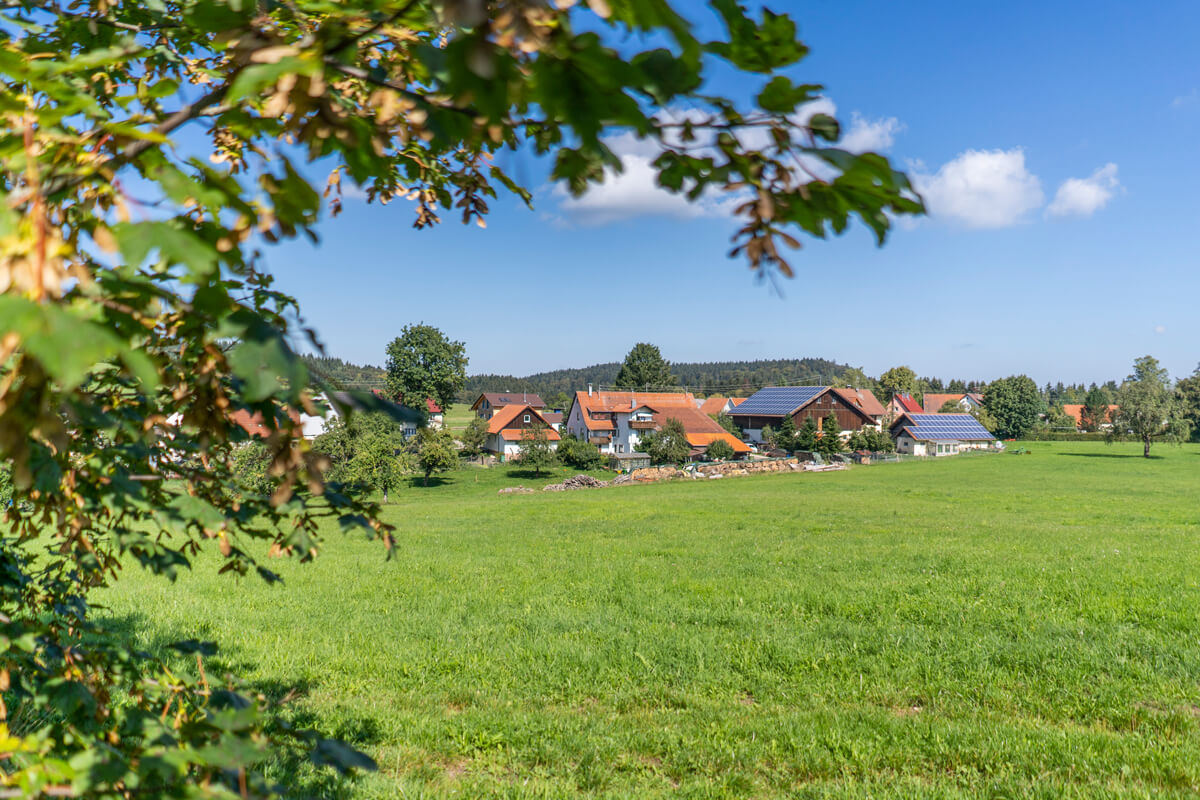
{"left": 266, "top": 0, "right": 1200, "bottom": 385}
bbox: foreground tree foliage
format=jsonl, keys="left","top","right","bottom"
{"left": 0, "top": 0, "right": 922, "bottom": 794}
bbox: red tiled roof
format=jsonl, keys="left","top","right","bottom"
{"left": 230, "top": 407, "right": 300, "bottom": 438}
{"left": 542, "top": 411, "right": 563, "bottom": 426}
{"left": 487, "top": 404, "right": 555, "bottom": 434}
{"left": 1061, "top": 404, "right": 1118, "bottom": 426}
{"left": 698, "top": 396, "right": 731, "bottom": 416}
{"left": 425, "top": 398, "right": 442, "bottom": 414}
{"left": 575, "top": 390, "right": 697, "bottom": 414}
{"left": 654, "top": 406, "right": 750, "bottom": 453}
{"left": 893, "top": 393, "right": 923, "bottom": 413}
{"left": 472, "top": 392, "right": 545, "bottom": 411}
{"left": 729, "top": 397, "right": 746, "bottom": 407}
{"left": 831, "top": 387, "right": 885, "bottom": 417}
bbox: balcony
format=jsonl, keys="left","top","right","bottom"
{"left": 628, "top": 420, "right": 657, "bottom": 430}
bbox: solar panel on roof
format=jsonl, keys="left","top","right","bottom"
{"left": 901, "top": 413, "right": 993, "bottom": 441}
{"left": 730, "top": 386, "right": 825, "bottom": 417}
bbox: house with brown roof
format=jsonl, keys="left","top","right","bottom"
{"left": 922, "top": 392, "right": 984, "bottom": 414}
{"left": 565, "top": 388, "right": 747, "bottom": 457}
{"left": 728, "top": 386, "right": 885, "bottom": 443}
{"left": 471, "top": 392, "right": 545, "bottom": 420}
{"left": 484, "top": 404, "right": 561, "bottom": 459}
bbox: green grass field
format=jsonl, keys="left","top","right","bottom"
{"left": 441, "top": 403, "right": 476, "bottom": 432}
{"left": 98, "top": 442, "right": 1200, "bottom": 798}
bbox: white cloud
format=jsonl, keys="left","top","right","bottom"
{"left": 1046, "top": 163, "right": 1120, "bottom": 218}
{"left": 839, "top": 113, "right": 903, "bottom": 153}
{"left": 911, "top": 148, "right": 1044, "bottom": 228}
{"left": 1155, "top": 324, "right": 1167, "bottom": 335}
{"left": 554, "top": 101, "right": 903, "bottom": 226}
{"left": 1172, "top": 89, "right": 1200, "bottom": 108}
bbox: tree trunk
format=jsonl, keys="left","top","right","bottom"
{"left": 1144, "top": 437, "right": 1152, "bottom": 458}
{"left": 383, "top": 487, "right": 388, "bottom": 503}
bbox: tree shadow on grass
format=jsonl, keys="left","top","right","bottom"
{"left": 98, "top": 610, "right": 383, "bottom": 798}
{"left": 404, "top": 475, "right": 453, "bottom": 488}
{"left": 1056, "top": 452, "right": 1163, "bottom": 460}
{"left": 505, "top": 468, "right": 552, "bottom": 480}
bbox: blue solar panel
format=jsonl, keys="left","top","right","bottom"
{"left": 900, "top": 413, "right": 994, "bottom": 441}
{"left": 731, "top": 386, "right": 825, "bottom": 417}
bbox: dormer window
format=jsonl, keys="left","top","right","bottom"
{"left": 523, "top": 414, "right": 531, "bottom": 423}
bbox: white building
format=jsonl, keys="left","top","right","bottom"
{"left": 888, "top": 413, "right": 996, "bottom": 456}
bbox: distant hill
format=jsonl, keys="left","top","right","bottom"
{"left": 462, "top": 357, "right": 852, "bottom": 404}
{"left": 303, "top": 354, "right": 854, "bottom": 404}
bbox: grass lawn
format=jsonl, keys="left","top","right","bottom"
{"left": 98, "top": 441, "right": 1200, "bottom": 798}
{"left": 441, "top": 403, "right": 477, "bottom": 432}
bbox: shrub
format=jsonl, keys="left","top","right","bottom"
{"left": 558, "top": 436, "right": 605, "bottom": 469}
{"left": 706, "top": 439, "right": 736, "bottom": 461}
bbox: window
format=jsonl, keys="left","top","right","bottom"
{"left": 618, "top": 444, "right": 624, "bottom": 453}
{"left": 523, "top": 414, "right": 531, "bottom": 423}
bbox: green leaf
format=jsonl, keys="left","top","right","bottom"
{"left": 110, "top": 221, "right": 219, "bottom": 281}
{"left": 808, "top": 113, "right": 840, "bottom": 142}
{"left": 310, "top": 738, "right": 377, "bottom": 774}
{"left": 756, "top": 77, "right": 821, "bottom": 113}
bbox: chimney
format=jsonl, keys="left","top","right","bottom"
{"left": 588, "top": 384, "right": 593, "bottom": 397}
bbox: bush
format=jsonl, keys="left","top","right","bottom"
{"left": 558, "top": 436, "right": 605, "bottom": 469}
{"left": 706, "top": 439, "right": 736, "bottom": 461}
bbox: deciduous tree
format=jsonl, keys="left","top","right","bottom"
{"left": 1175, "top": 365, "right": 1200, "bottom": 442}
{"left": 0, "top": 0, "right": 923, "bottom": 791}
{"left": 459, "top": 416, "right": 490, "bottom": 461}
{"left": 984, "top": 376, "right": 1043, "bottom": 439}
{"left": 1108, "top": 356, "right": 1190, "bottom": 457}
{"left": 706, "top": 438, "right": 736, "bottom": 461}
{"left": 642, "top": 418, "right": 692, "bottom": 465}
{"left": 614, "top": 343, "right": 677, "bottom": 391}
{"left": 417, "top": 428, "right": 458, "bottom": 485}
{"left": 385, "top": 324, "right": 468, "bottom": 414}
{"left": 879, "top": 366, "right": 920, "bottom": 404}
{"left": 516, "top": 427, "right": 558, "bottom": 476}
{"left": 1081, "top": 386, "right": 1114, "bottom": 431}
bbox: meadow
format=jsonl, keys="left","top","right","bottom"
{"left": 98, "top": 442, "right": 1200, "bottom": 798}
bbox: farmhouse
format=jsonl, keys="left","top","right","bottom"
{"left": 729, "top": 386, "right": 885, "bottom": 443}
{"left": 484, "top": 403, "right": 560, "bottom": 458}
{"left": 922, "top": 392, "right": 984, "bottom": 413}
{"left": 697, "top": 396, "right": 746, "bottom": 416}
{"left": 1062, "top": 403, "right": 1118, "bottom": 430}
{"left": 471, "top": 392, "right": 545, "bottom": 419}
{"left": 889, "top": 413, "right": 996, "bottom": 456}
{"left": 565, "top": 388, "right": 747, "bottom": 457}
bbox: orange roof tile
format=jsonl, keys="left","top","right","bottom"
{"left": 698, "top": 396, "right": 731, "bottom": 416}
{"left": 685, "top": 432, "right": 751, "bottom": 453}
{"left": 575, "top": 390, "right": 697, "bottom": 415}
{"left": 730, "top": 397, "right": 746, "bottom": 407}
{"left": 487, "top": 404, "right": 555, "bottom": 434}
{"left": 500, "top": 428, "right": 561, "bottom": 441}
{"left": 1061, "top": 404, "right": 1118, "bottom": 426}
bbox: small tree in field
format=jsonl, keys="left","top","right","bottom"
{"left": 350, "top": 435, "right": 407, "bottom": 503}
{"left": 795, "top": 417, "right": 819, "bottom": 451}
{"left": 517, "top": 427, "right": 558, "bottom": 476}
{"left": 459, "top": 416, "right": 489, "bottom": 461}
{"left": 706, "top": 439, "right": 736, "bottom": 461}
{"left": 1108, "top": 356, "right": 1190, "bottom": 457}
{"left": 416, "top": 428, "right": 458, "bottom": 486}
{"left": 817, "top": 413, "right": 843, "bottom": 456}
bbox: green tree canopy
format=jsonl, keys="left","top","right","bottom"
{"left": 614, "top": 343, "right": 677, "bottom": 391}
{"left": 0, "top": 0, "right": 923, "bottom": 791}
{"left": 776, "top": 416, "right": 798, "bottom": 452}
{"left": 984, "top": 376, "right": 1043, "bottom": 439}
{"left": 816, "top": 412, "right": 843, "bottom": 456}
{"left": 385, "top": 324, "right": 468, "bottom": 413}
{"left": 517, "top": 427, "right": 559, "bottom": 476}
{"left": 1081, "top": 385, "right": 1114, "bottom": 431}
{"left": 879, "top": 366, "right": 919, "bottom": 403}
{"left": 706, "top": 438, "right": 736, "bottom": 461}
{"left": 1175, "top": 365, "right": 1200, "bottom": 442}
{"left": 558, "top": 436, "right": 606, "bottom": 470}
{"left": 1108, "top": 356, "right": 1190, "bottom": 457}
{"left": 642, "top": 418, "right": 692, "bottom": 465}
{"left": 416, "top": 427, "right": 459, "bottom": 485}
{"left": 795, "top": 417, "right": 820, "bottom": 451}
{"left": 459, "top": 415, "right": 490, "bottom": 460}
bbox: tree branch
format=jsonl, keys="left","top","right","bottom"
{"left": 0, "top": 1, "right": 179, "bottom": 31}
{"left": 322, "top": 57, "right": 476, "bottom": 117}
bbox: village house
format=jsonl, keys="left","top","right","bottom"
{"left": 697, "top": 396, "right": 746, "bottom": 416}
{"left": 471, "top": 392, "right": 546, "bottom": 419}
{"left": 1061, "top": 403, "right": 1119, "bottom": 431}
{"left": 565, "top": 387, "right": 748, "bottom": 457}
{"left": 889, "top": 413, "right": 996, "bottom": 456}
{"left": 484, "top": 403, "right": 560, "bottom": 459}
{"left": 921, "top": 392, "right": 984, "bottom": 414}
{"left": 886, "top": 392, "right": 924, "bottom": 416}
{"left": 728, "top": 386, "right": 886, "bottom": 443}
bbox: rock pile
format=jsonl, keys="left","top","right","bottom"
{"left": 498, "top": 486, "right": 535, "bottom": 495}
{"left": 542, "top": 474, "right": 609, "bottom": 492}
